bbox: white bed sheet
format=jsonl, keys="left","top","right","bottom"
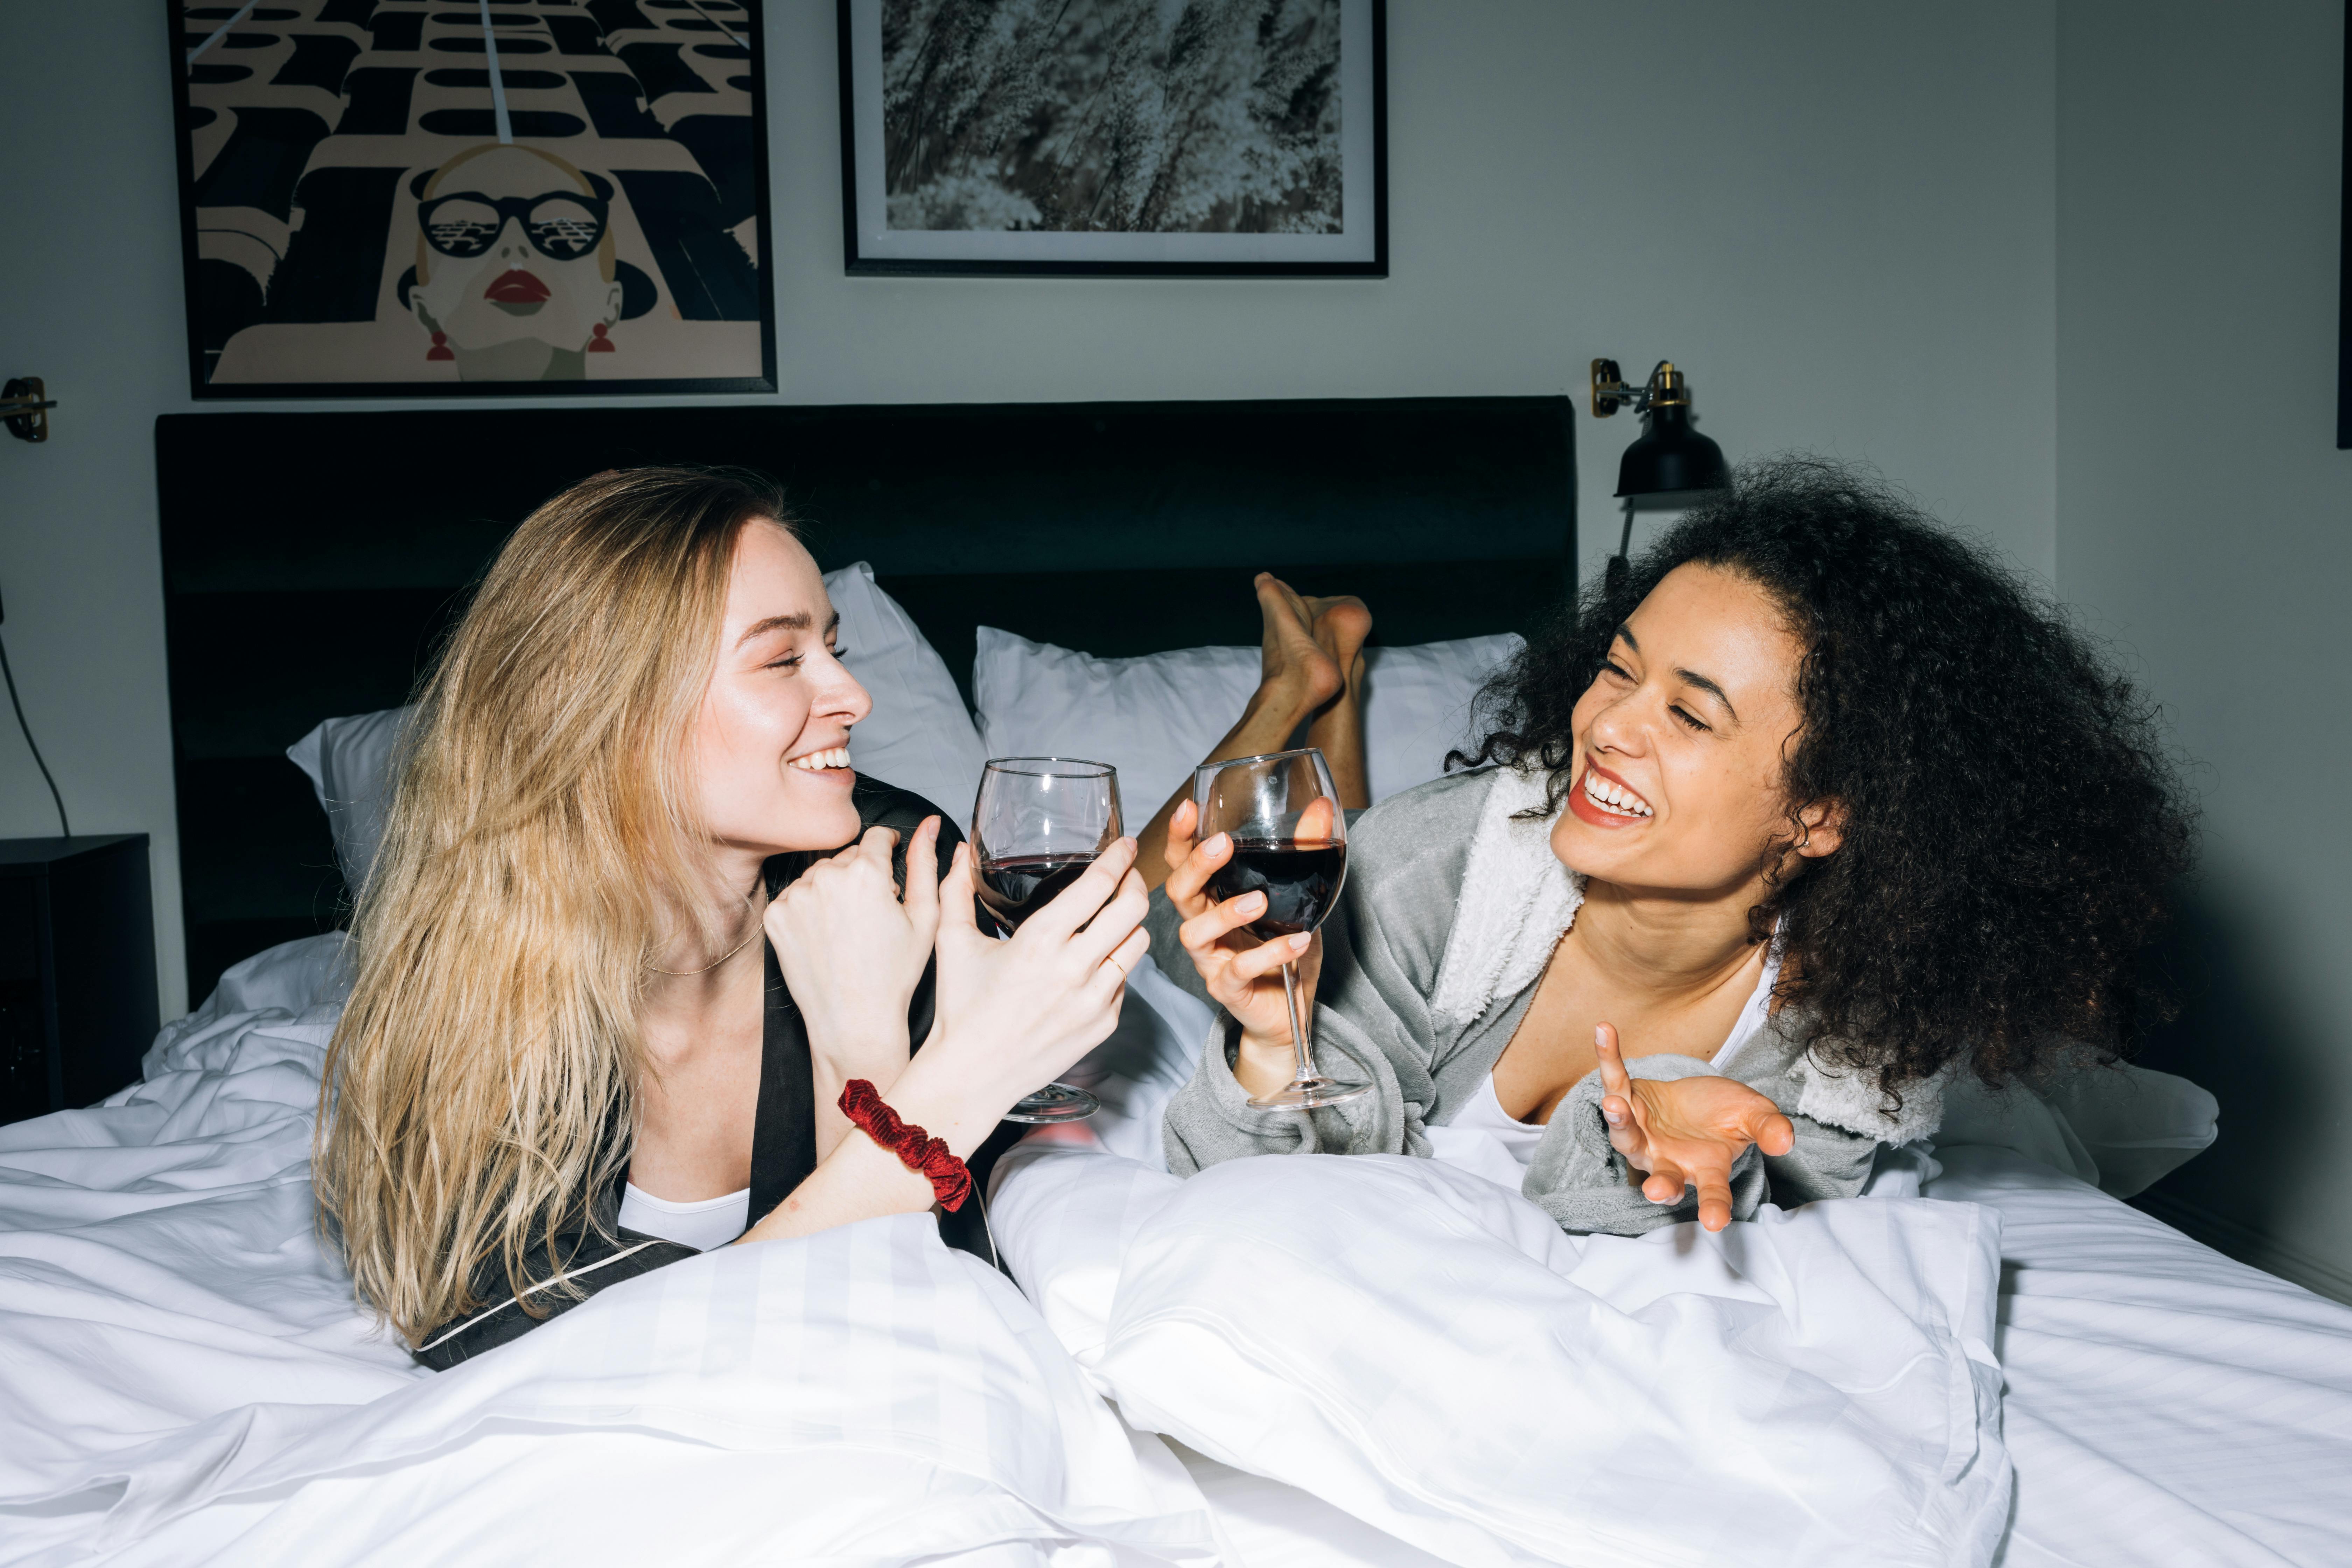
{"left": 1004, "top": 954, "right": 2352, "bottom": 1568}
{"left": 1116, "top": 1149, "right": 2352, "bottom": 1568}
{"left": 8, "top": 934, "right": 2351, "bottom": 1567}
{"left": 995, "top": 1143, "right": 2011, "bottom": 1568}
{"left": 1925, "top": 1147, "right": 2352, "bottom": 1568}
{"left": 0, "top": 941, "right": 1218, "bottom": 1568}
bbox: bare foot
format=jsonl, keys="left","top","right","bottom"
{"left": 1301, "top": 593, "right": 1372, "bottom": 695}
{"left": 1255, "top": 573, "right": 1344, "bottom": 711}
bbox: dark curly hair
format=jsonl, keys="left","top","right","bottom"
{"left": 1452, "top": 458, "right": 2195, "bottom": 1099}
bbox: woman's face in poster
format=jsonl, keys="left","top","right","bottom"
{"left": 412, "top": 146, "right": 622, "bottom": 366}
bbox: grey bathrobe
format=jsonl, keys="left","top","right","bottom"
{"left": 1150, "top": 764, "right": 1945, "bottom": 1236}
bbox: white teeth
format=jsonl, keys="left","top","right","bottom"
{"left": 1582, "top": 770, "right": 1652, "bottom": 818}
{"left": 790, "top": 747, "right": 851, "bottom": 772}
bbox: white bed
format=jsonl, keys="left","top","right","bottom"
{"left": 5, "top": 932, "right": 2346, "bottom": 1567}
{"left": 1160, "top": 1139, "right": 2352, "bottom": 1568}
{"left": 994, "top": 957, "right": 2352, "bottom": 1568}
{"left": 1147, "top": 1150, "right": 2352, "bottom": 1568}
{"left": 13, "top": 594, "right": 2348, "bottom": 1566}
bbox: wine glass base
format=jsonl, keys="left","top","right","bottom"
{"left": 1246, "top": 1077, "right": 1372, "bottom": 1111}
{"left": 1001, "top": 1082, "right": 1100, "bottom": 1124}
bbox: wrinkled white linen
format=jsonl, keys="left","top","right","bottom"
{"left": 1169, "top": 1442, "right": 1450, "bottom": 1568}
{"left": 994, "top": 1144, "right": 2009, "bottom": 1568}
{"left": 0, "top": 943, "right": 1217, "bottom": 1568}
{"left": 1927, "top": 1147, "right": 2352, "bottom": 1568}
{"left": 994, "top": 953, "right": 2352, "bottom": 1568}
{"left": 1937, "top": 1065, "right": 2220, "bottom": 1200}
{"left": 12, "top": 932, "right": 2350, "bottom": 1568}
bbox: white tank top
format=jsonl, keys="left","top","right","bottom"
{"left": 617, "top": 1182, "right": 751, "bottom": 1252}
{"left": 1430, "top": 947, "right": 1782, "bottom": 1182}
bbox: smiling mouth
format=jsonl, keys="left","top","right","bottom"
{"left": 1578, "top": 766, "right": 1653, "bottom": 819}
{"left": 788, "top": 746, "right": 852, "bottom": 774}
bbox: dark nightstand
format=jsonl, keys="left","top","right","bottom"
{"left": 0, "top": 835, "right": 160, "bottom": 1126}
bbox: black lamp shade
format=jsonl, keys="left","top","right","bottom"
{"left": 1614, "top": 402, "right": 1729, "bottom": 497}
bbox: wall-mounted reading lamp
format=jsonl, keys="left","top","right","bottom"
{"left": 3, "top": 378, "right": 55, "bottom": 443}
{"left": 1590, "top": 358, "right": 1729, "bottom": 591}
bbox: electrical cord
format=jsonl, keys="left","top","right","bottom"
{"left": 0, "top": 629, "right": 70, "bottom": 838}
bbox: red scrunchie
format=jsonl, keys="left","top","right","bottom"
{"left": 839, "top": 1079, "right": 972, "bottom": 1212}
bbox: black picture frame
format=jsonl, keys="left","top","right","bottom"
{"left": 838, "top": 0, "right": 1387, "bottom": 278}
{"left": 167, "top": 0, "right": 777, "bottom": 399}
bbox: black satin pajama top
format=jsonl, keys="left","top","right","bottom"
{"left": 413, "top": 777, "right": 1004, "bottom": 1370}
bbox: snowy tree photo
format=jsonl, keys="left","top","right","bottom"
{"left": 880, "top": 0, "right": 1344, "bottom": 234}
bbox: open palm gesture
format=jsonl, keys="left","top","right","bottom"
{"left": 1596, "top": 1023, "right": 1796, "bottom": 1232}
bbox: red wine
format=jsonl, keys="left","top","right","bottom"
{"left": 1205, "top": 840, "right": 1346, "bottom": 939}
{"left": 976, "top": 854, "right": 1096, "bottom": 937}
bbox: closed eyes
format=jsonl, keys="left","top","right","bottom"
{"left": 1602, "top": 658, "right": 1713, "bottom": 732}
{"left": 764, "top": 643, "right": 846, "bottom": 672}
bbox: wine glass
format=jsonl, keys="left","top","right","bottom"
{"left": 971, "top": 756, "right": 1121, "bottom": 1123}
{"left": 1192, "top": 747, "right": 1368, "bottom": 1111}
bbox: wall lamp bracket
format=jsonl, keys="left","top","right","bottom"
{"left": 1588, "top": 358, "right": 1655, "bottom": 420}
{"left": 1590, "top": 356, "right": 1732, "bottom": 594}
{"left": 3, "top": 378, "right": 55, "bottom": 443}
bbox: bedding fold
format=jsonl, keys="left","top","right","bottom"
{"left": 0, "top": 953, "right": 1218, "bottom": 1568}
{"left": 993, "top": 1143, "right": 2011, "bottom": 1568}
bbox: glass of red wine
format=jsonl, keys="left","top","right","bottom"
{"left": 1192, "top": 747, "right": 1368, "bottom": 1111}
{"left": 972, "top": 756, "right": 1121, "bottom": 1123}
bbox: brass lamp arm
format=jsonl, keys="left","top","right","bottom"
{"left": 1589, "top": 358, "right": 1692, "bottom": 419}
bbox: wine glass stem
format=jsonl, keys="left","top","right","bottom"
{"left": 1280, "top": 960, "right": 1314, "bottom": 1088}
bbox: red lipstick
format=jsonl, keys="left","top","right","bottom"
{"left": 483, "top": 269, "right": 550, "bottom": 303}
{"left": 1566, "top": 761, "right": 1653, "bottom": 830}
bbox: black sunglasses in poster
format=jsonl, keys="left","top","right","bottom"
{"left": 419, "top": 191, "right": 610, "bottom": 262}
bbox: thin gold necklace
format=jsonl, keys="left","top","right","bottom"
{"left": 648, "top": 891, "right": 763, "bottom": 975}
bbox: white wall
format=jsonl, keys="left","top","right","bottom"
{"left": 0, "top": 6, "right": 191, "bottom": 1009}
{"left": 2056, "top": 0, "right": 2352, "bottom": 1298}
{"left": 0, "top": 0, "right": 2058, "bottom": 1022}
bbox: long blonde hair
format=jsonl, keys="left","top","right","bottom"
{"left": 317, "top": 466, "right": 790, "bottom": 1345}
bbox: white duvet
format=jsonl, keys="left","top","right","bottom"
{"left": 993, "top": 1146, "right": 2009, "bottom": 1568}
{"left": 993, "top": 957, "right": 2352, "bottom": 1568}
{"left": 0, "top": 944, "right": 1216, "bottom": 1568}
{"left": 6, "top": 937, "right": 2351, "bottom": 1568}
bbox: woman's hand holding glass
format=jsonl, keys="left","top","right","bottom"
{"left": 1161, "top": 797, "right": 1326, "bottom": 1100}
{"left": 765, "top": 817, "right": 943, "bottom": 1084}
{"left": 893, "top": 837, "right": 1152, "bottom": 1150}
{"left": 1594, "top": 1023, "right": 1796, "bottom": 1232}
{"left": 740, "top": 829, "right": 1146, "bottom": 1245}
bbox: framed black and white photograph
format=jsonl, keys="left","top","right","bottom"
{"left": 838, "top": 0, "right": 1386, "bottom": 277}
{"left": 169, "top": 0, "right": 776, "bottom": 398}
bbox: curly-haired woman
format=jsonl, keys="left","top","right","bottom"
{"left": 1153, "top": 460, "right": 2194, "bottom": 1234}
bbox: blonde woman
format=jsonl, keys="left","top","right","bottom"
{"left": 317, "top": 467, "right": 1148, "bottom": 1367}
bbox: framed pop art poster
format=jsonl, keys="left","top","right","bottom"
{"left": 838, "top": 0, "right": 1386, "bottom": 277}
{"left": 169, "top": 0, "right": 776, "bottom": 397}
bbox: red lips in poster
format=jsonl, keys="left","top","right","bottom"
{"left": 483, "top": 269, "right": 551, "bottom": 307}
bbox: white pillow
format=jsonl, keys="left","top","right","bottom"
{"left": 285, "top": 705, "right": 408, "bottom": 892}
{"left": 826, "top": 561, "right": 988, "bottom": 819}
{"left": 287, "top": 563, "right": 982, "bottom": 888}
{"left": 972, "top": 629, "right": 1522, "bottom": 822}
{"left": 1937, "top": 1063, "right": 2219, "bottom": 1199}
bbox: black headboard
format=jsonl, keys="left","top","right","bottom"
{"left": 157, "top": 397, "right": 1575, "bottom": 1000}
